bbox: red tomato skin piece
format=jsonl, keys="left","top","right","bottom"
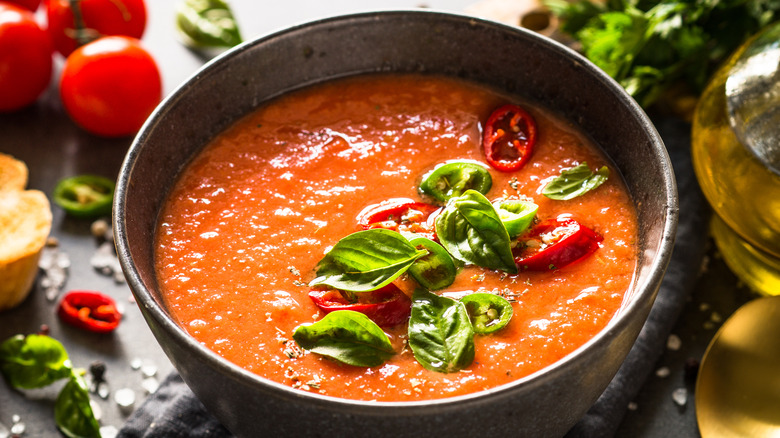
{"left": 59, "top": 36, "right": 161, "bottom": 137}
{"left": 5, "top": 0, "right": 40, "bottom": 11}
{"left": 482, "top": 104, "right": 537, "bottom": 172}
{"left": 514, "top": 217, "right": 602, "bottom": 271}
{"left": 0, "top": 3, "right": 52, "bottom": 112}
{"left": 45, "top": 0, "right": 146, "bottom": 57}
{"left": 309, "top": 284, "right": 412, "bottom": 327}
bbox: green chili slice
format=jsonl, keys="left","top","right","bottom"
{"left": 407, "top": 237, "right": 457, "bottom": 291}
{"left": 175, "top": 0, "right": 243, "bottom": 48}
{"left": 460, "top": 293, "right": 513, "bottom": 334}
{"left": 53, "top": 175, "right": 115, "bottom": 218}
{"left": 493, "top": 199, "right": 538, "bottom": 238}
{"left": 419, "top": 161, "right": 492, "bottom": 204}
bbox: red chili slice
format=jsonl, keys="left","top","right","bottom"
{"left": 357, "top": 198, "right": 440, "bottom": 241}
{"left": 57, "top": 290, "right": 121, "bottom": 333}
{"left": 482, "top": 104, "right": 537, "bottom": 172}
{"left": 308, "top": 284, "right": 412, "bottom": 327}
{"left": 513, "top": 216, "right": 602, "bottom": 271}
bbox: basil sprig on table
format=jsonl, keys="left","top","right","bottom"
{"left": 310, "top": 229, "right": 428, "bottom": 292}
{"left": 175, "top": 0, "right": 243, "bottom": 49}
{"left": 408, "top": 289, "right": 475, "bottom": 373}
{"left": 435, "top": 190, "right": 518, "bottom": 274}
{"left": 542, "top": 162, "right": 609, "bottom": 200}
{"left": 0, "top": 334, "right": 100, "bottom": 438}
{"left": 293, "top": 311, "right": 395, "bottom": 367}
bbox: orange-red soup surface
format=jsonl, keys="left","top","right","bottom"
{"left": 155, "top": 74, "right": 638, "bottom": 401}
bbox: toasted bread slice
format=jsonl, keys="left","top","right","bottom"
{"left": 0, "top": 152, "right": 29, "bottom": 192}
{"left": 0, "top": 155, "right": 51, "bottom": 311}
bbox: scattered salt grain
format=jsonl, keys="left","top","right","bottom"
{"left": 90, "top": 400, "right": 102, "bottom": 421}
{"left": 100, "top": 426, "right": 119, "bottom": 438}
{"left": 10, "top": 417, "right": 18, "bottom": 425}
{"left": 142, "top": 377, "right": 160, "bottom": 394}
{"left": 703, "top": 321, "right": 716, "bottom": 330}
{"left": 655, "top": 367, "right": 671, "bottom": 378}
{"left": 672, "top": 388, "right": 688, "bottom": 406}
{"left": 38, "top": 246, "right": 70, "bottom": 301}
{"left": 699, "top": 302, "right": 710, "bottom": 312}
{"left": 710, "top": 312, "right": 723, "bottom": 323}
{"left": 666, "top": 334, "right": 682, "bottom": 351}
{"left": 10, "top": 422, "right": 24, "bottom": 435}
{"left": 627, "top": 402, "right": 638, "bottom": 411}
{"left": 130, "top": 358, "right": 143, "bottom": 370}
{"left": 141, "top": 364, "right": 158, "bottom": 378}
{"left": 115, "top": 388, "right": 136, "bottom": 413}
{"left": 97, "top": 382, "right": 110, "bottom": 400}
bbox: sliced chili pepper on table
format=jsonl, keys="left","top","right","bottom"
{"left": 57, "top": 290, "right": 121, "bottom": 333}
{"left": 513, "top": 216, "right": 602, "bottom": 271}
{"left": 308, "top": 284, "right": 411, "bottom": 327}
{"left": 52, "top": 175, "right": 115, "bottom": 218}
{"left": 482, "top": 104, "right": 537, "bottom": 172}
{"left": 357, "top": 198, "right": 440, "bottom": 241}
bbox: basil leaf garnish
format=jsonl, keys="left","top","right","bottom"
{"left": 55, "top": 374, "right": 101, "bottom": 438}
{"left": 175, "top": 0, "right": 243, "bottom": 48}
{"left": 435, "top": 190, "right": 518, "bottom": 274}
{"left": 309, "top": 228, "right": 427, "bottom": 292}
{"left": 542, "top": 162, "right": 610, "bottom": 200}
{"left": 292, "top": 310, "right": 395, "bottom": 367}
{"left": 408, "top": 289, "right": 475, "bottom": 373}
{"left": 310, "top": 229, "right": 427, "bottom": 292}
{"left": 0, "top": 334, "right": 73, "bottom": 389}
{"left": 493, "top": 199, "right": 538, "bottom": 238}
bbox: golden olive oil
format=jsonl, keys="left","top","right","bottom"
{"left": 692, "top": 27, "right": 780, "bottom": 295}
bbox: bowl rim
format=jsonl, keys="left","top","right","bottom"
{"left": 114, "top": 8, "right": 678, "bottom": 413}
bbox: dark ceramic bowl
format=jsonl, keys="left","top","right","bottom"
{"left": 115, "top": 10, "right": 677, "bottom": 438}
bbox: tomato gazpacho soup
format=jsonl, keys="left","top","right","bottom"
{"left": 155, "top": 74, "right": 638, "bottom": 402}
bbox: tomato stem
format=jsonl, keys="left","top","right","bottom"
{"left": 67, "top": 0, "right": 94, "bottom": 47}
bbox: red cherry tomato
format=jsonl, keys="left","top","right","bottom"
{"left": 5, "top": 0, "right": 40, "bottom": 11}
{"left": 513, "top": 216, "right": 602, "bottom": 271}
{"left": 357, "top": 198, "right": 440, "bottom": 240}
{"left": 308, "top": 284, "right": 412, "bottom": 327}
{"left": 46, "top": 0, "right": 146, "bottom": 57}
{"left": 0, "top": 2, "right": 52, "bottom": 112}
{"left": 60, "top": 36, "right": 161, "bottom": 137}
{"left": 482, "top": 104, "right": 537, "bottom": 172}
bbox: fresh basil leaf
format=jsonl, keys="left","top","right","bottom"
{"left": 407, "top": 237, "right": 457, "bottom": 291}
{"left": 419, "top": 161, "right": 492, "bottom": 204}
{"left": 310, "top": 229, "right": 427, "bottom": 292}
{"left": 408, "top": 289, "right": 475, "bottom": 373}
{"left": 175, "top": 0, "right": 243, "bottom": 48}
{"left": 493, "top": 199, "right": 538, "bottom": 238}
{"left": 435, "top": 190, "right": 517, "bottom": 274}
{"left": 460, "top": 293, "right": 514, "bottom": 334}
{"left": 542, "top": 163, "right": 610, "bottom": 200}
{"left": 292, "top": 310, "right": 395, "bottom": 367}
{"left": 55, "top": 373, "right": 101, "bottom": 438}
{"left": 0, "top": 334, "right": 72, "bottom": 389}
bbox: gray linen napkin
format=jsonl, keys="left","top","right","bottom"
{"left": 118, "top": 116, "right": 709, "bottom": 438}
